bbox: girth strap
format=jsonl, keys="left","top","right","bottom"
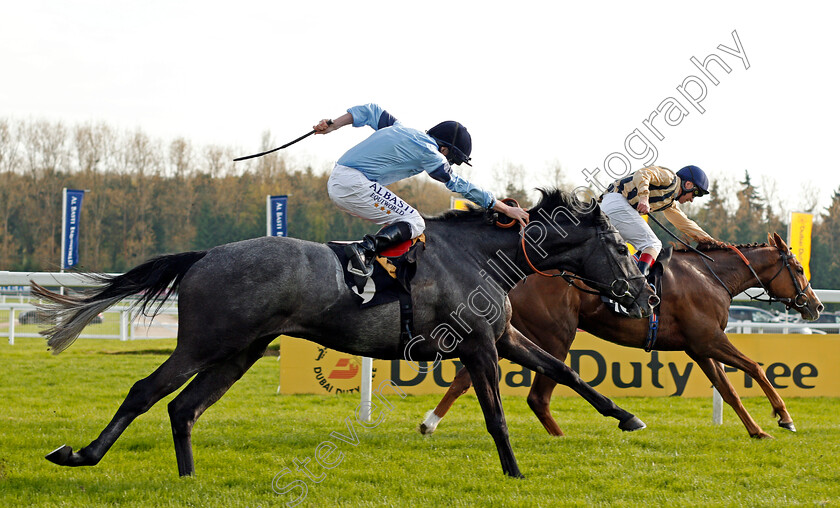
{"left": 644, "top": 311, "right": 659, "bottom": 352}
{"left": 398, "top": 291, "right": 414, "bottom": 349}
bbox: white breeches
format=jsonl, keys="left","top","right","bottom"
{"left": 600, "top": 192, "right": 662, "bottom": 255}
{"left": 327, "top": 164, "right": 425, "bottom": 238}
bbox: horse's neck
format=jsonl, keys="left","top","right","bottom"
{"left": 426, "top": 221, "right": 525, "bottom": 290}
{"left": 715, "top": 247, "right": 779, "bottom": 295}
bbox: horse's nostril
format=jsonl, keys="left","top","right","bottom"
{"left": 817, "top": 304, "right": 825, "bottom": 313}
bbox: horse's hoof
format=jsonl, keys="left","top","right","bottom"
{"left": 619, "top": 416, "right": 646, "bottom": 432}
{"left": 419, "top": 410, "right": 440, "bottom": 435}
{"left": 751, "top": 432, "right": 775, "bottom": 439}
{"left": 779, "top": 421, "right": 797, "bottom": 432}
{"left": 45, "top": 445, "right": 73, "bottom": 465}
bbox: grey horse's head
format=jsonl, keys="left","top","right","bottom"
{"left": 522, "top": 189, "right": 655, "bottom": 318}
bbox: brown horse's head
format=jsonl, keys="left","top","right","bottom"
{"left": 766, "top": 232, "right": 823, "bottom": 321}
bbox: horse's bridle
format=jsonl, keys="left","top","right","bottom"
{"left": 493, "top": 197, "right": 648, "bottom": 302}
{"left": 518, "top": 224, "right": 647, "bottom": 301}
{"left": 709, "top": 245, "right": 812, "bottom": 309}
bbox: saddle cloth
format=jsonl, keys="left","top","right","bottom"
{"left": 327, "top": 235, "right": 425, "bottom": 309}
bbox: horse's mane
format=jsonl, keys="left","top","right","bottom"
{"left": 674, "top": 241, "right": 770, "bottom": 253}
{"left": 428, "top": 188, "right": 606, "bottom": 227}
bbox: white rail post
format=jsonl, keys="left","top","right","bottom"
{"left": 359, "top": 357, "right": 373, "bottom": 422}
{"left": 712, "top": 387, "right": 723, "bottom": 425}
{"left": 120, "top": 307, "right": 129, "bottom": 341}
{"left": 128, "top": 308, "right": 134, "bottom": 341}
{"left": 8, "top": 306, "right": 15, "bottom": 345}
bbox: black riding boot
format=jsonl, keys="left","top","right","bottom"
{"left": 345, "top": 222, "right": 413, "bottom": 277}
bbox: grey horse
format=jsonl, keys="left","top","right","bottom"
{"left": 34, "top": 189, "right": 654, "bottom": 478}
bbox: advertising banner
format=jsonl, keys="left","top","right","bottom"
{"left": 789, "top": 212, "right": 813, "bottom": 280}
{"left": 267, "top": 195, "right": 289, "bottom": 237}
{"left": 279, "top": 333, "right": 840, "bottom": 397}
{"left": 450, "top": 197, "right": 471, "bottom": 211}
{"left": 61, "top": 188, "right": 85, "bottom": 269}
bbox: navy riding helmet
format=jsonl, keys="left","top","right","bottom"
{"left": 677, "top": 165, "right": 710, "bottom": 196}
{"left": 427, "top": 121, "right": 472, "bottom": 166}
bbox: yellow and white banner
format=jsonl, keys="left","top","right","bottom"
{"left": 279, "top": 333, "right": 840, "bottom": 397}
{"left": 789, "top": 212, "right": 813, "bottom": 280}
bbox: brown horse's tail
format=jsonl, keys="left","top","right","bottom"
{"left": 32, "top": 251, "right": 208, "bottom": 355}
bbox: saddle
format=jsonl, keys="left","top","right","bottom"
{"left": 328, "top": 236, "right": 425, "bottom": 347}
{"left": 601, "top": 247, "right": 672, "bottom": 351}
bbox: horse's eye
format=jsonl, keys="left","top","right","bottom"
{"left": 617, "top": 245, "right": 628, "bottom": 256}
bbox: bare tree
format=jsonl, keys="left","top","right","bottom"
{"left": 760, "top": 174, "right": 786, "bottom": 219}
{"left": 797, "top": 181, "right": 821, "bottom": 215}
{"left": 203, "top": 145, "right": 227, "bottom": 178}
{"left": 492, "top": 160, "right": 532, "bottom": 207}
{"left": 541, "top": 159, "right": 573, "bottom": 192}
{"left": 0, "top": 120, "right": 23, "bottom": 267}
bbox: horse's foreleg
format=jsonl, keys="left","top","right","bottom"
{"left": 46, "top": 352, "right": 200, "bottom": 468}
{"left": 460, "top": 344, "right": 522, "bottom": 478}
{"left": 687, "top": 352, "right": 770, "bottom": 438}
{"left": 167, "top": 338, "right": 271, "bottom": 476}
{"left": 527, "top": 374, "right": 564, "bottom": 436}
{"left": 419, "top": 366, "right": 473, "bottom": 435}
{"left": 496, "top": 325, "right": 644, "bottom": 431}
{"left": 704, "top": 332, "right": 794, "bottom": 432}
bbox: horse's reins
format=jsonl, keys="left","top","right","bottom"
{"left": 516, "top": 222, "right": 640, "bottom": 300}
{"left": 649, "top": 213, "right": 811, "bottom": 307}
{"left": 647, "top": 213, "right": 713, "bottom": 261}
{"left": 701, "top": 244, "right": 812, "bottom": 308}
{"left": 731, "top": 246, "right": 811, "bottom": 308}
{"left": 493, "top": 197, "right": 644, "bottom": 300}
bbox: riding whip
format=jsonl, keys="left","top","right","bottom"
{"left": 646, "top": 213, "right": 714, "bottom": 261}
{"left": 233, "top": 119, "right": 333, "bottom": 162}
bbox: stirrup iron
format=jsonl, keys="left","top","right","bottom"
{"left": 345, "top": 244, "right": 374, "bottom": 277}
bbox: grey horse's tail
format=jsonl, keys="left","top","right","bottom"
{"left": 32, "top": 251, "right": 208, "bottom": 355}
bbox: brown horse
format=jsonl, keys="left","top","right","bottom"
{"left": 419, "top": 233, "right": 823, "bottom": 439}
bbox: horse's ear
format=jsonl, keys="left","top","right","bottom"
{"left": 773, "top": 232, "right": 789, "bottom": 252}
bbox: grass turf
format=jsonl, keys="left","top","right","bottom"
{"left": 1, "top": 337, "right": 838, "bottom": 507}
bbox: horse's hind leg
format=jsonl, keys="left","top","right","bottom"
{"left": 496, "top": 325, "right": 644, "bottom": 431}
{"left": 46, "top": 350, "right": 204, "bottom": 468}
{"left": 167, "top": 337, "right": 273, "bottom": 476}
{"left": 419, "top": 366, "right": 473, "bottom": 435}
{"left": 524, "top": 331, "right": 573, "bottom": 437}
{"left": 527, "top": 374, "right": 564, "bottom": 436}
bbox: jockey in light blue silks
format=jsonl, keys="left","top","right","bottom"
{"left": 314, "top": 103, "right": 529, "bottom": 277}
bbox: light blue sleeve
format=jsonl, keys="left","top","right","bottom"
{"left": 424, "top": 152, "right": 495, "bottom": 209}
{"left": 445, "top": 174, "right": 496, "bottom": 209}
{"left": 346, "top": 103, "right": 399, "bottom": 131}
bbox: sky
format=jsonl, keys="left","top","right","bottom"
{"left": 3, "top": 1, "right": 839, "bottom": 214}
